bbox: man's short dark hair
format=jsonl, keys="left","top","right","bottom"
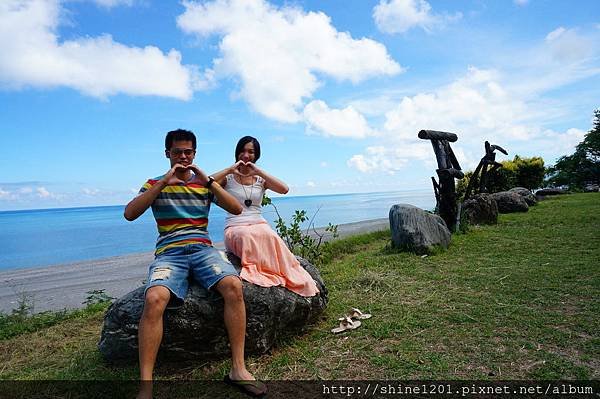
{"left": 165, "top": 129, "right": 196, "bottom": 150}
{"left": 235, "top": 136, "right": 261, "bottom": 162}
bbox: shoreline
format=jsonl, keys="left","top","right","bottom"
{"left": 0, "top": 218, "right": 389, "bottom": 314}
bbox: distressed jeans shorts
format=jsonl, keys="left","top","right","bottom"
{"left": 145, "top": 244, "right": 239, "bottom": 308}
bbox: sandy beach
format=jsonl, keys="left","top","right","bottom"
{"left": 0, "top": 218, "right": 389, "bottom": 314}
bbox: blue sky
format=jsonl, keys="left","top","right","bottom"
{"left": 1, "top": 0, "right": 599, "bottom": 211}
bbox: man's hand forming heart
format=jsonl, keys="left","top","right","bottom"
{"left": 186, "top": 164, "right": 210, "bottom": 185}
{"left": 161, "top": 163, "right": 187, "bottom": 185}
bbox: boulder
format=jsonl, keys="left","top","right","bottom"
{"left": 584, "top": 184, "right": 599, "bottom": 192}
{"left": 98, "top": 255, "right": 327, "bottom": 363}
{"left": 389, "top": 204, "right": 451, "bottom": 254}
{"left": 462, "top": 193, "right": 498, "bottom": 225}
{"left": 509, "top": 187, "right": 537, "bottom": 206}
{"left": 490, "top": 191, "right": 529, "bottom": 213}
{"left": 535, "top": 187, "right": 568, "bottom": 197}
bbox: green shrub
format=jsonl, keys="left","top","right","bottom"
{"left": 262, "top": 194, "right": 338, "bottom": 265}
{"left": 456, "top": 170, "right": 472, "bottom": 201}
{"left": 487, "top": 160, "right": 518, "bottom": 193}
{"left": 460, "top": 155, "right": 545, "bottom": 197}
{"left": 513, "top": 155, "right": 545, "bottom": 190}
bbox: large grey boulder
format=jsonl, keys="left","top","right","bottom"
{"left": 509, "top": 187, "right": 537, "bottom": 206}
{"left": 389, "top": 204, "right": 451, "bottom": 254}
{"left": 490, "top": 191, "right": 529, "bottom": 213}
{"left": 98, "top": 255, "right": 327, "bottom": 363}
{"left": 462, "top": 193, "right": 498, "bottom": 225}
{"left": 535, "top": 187, "right": 568, "bottom": 197}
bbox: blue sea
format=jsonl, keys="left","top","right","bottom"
{"left": 0, "top": 190, "right": 434, "bottom": 271}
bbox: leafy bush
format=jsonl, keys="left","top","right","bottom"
{"left": 487, "top": 160, "right": 518, "bottom": 193}
{"left": 456, "top": 170, "right": 472, "bottom": 201}
{"left": 262, "top": 195, "right": 338, "bottom": 265}
{"left": 513, "top": 156, "right": 545, "bottom": 190}
{"left": 459, "top": 155, "right": 545, "bottom": 199}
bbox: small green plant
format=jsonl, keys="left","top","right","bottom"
{"left": 83, "top": 289, "right": 115, "bottom": 306}
{"left": 0, "top": 293, "right": 71, "bottom": 340}
{"left": 11, "top": 292, "right": 34, "bottom": 320}
{"left": 262, "top": 194, "right": 338, "bottom": 264}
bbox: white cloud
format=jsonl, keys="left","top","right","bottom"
{"left": 506, "top": 27, "right": 600, "bottom": 95}
{"left": 383, "top": 67, "right": 530, "bottom": 142}
{"left": 537, "top": 128, "right": 586, "bottom": 156}
{"left": 92, "top": 0, "right": 134, "bottom": 8}
{"left": 320, "top": 161, "right": 328, "bottom": 167}
{"left": 544, "top": 27, "right": 593, "bottom": 63}
{"left": 303, "top": 100, "right": 374, "bottom": 138}
{"left": 0, "top": 188, "right": 13, "bottom": 199}
{"left": 546, "top": 27, "right": 566, "bottom": 42}
{"left": 373, "top": 0, "right": 461, "bottom": 34}
{"left": 347, "top": 144, "right": 429, "bottom": 174}
{"left": 306, "top": 181, "right": 316, "bottom": 187}
{"left": 82, "top": 188, "right": 101, "bottom": 195}
{"left": 36, "top": 187, "right": 51, "bottom": 198}
{"left": 514, "top": 0, "right": 529, "bottom": 6}
{"left": 0, "top": 0, "right": 198, "bottom": 99}
{"left": 346, "top": 65, "right": 588, "bottom": 174}
{"left": 177, "top": 0, "right": 402, "bottom": 122}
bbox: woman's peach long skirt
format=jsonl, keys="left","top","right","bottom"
{"left": 224, "top": 222, "right": 319, "bottom": 297}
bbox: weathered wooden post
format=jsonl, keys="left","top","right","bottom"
{"left": 418, "top": 130, "right": 464, "bottom": 232}
{"left": 463, "top": 141, "right": 508, "bottom": 202}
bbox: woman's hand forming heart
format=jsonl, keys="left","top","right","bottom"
{"left": 234, "top": 161, "right": 262, "bottom": 177}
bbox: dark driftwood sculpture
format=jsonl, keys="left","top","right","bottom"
{"left": 463, "top": 141, "right": 508, "bottom": 202}
{"left": 418, "top": 130, "right": 464, "bottom": 232}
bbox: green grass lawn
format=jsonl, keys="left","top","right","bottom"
{"left": 1, "top": 193, "right": 598, "bottom": 384}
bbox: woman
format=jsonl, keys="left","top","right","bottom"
{"left": 212, "top": 136, "right": 319, "bottom": 297}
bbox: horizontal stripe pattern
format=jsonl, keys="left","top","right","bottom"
{"left": 155, "top": 236, "right": 213, "bottom": 255}
{"left": 154, "top": 198, "right": 210, "bottom": 207}
{"left": 139, "top": 175, "right": 214, "bottom": 254}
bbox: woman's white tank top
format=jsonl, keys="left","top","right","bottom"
{"left": 223, "top": 174, "right": 267, "bottom": 228}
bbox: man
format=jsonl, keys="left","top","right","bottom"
{"left": 125, "top": 129, "right": 267, "bottom": 398}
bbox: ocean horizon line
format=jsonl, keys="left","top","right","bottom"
{"left": 0, "top": 189, "right": 435, "bottom": 270}
{"left": 0, "top": 187, "right": 433, "bottom": 214}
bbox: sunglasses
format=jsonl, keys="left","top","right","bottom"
{"left": 168, "top": 148, "right": 195, "bottom": 156}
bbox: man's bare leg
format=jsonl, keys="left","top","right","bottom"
{"left": 215, "top": 276, "right": 255, "bottom": 381}
{"left": 137, "top": 286, "right": 170, "bottom": 399}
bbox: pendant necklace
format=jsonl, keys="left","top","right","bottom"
{"left": 240, "top": 177, "right": 253, "bottom": 207}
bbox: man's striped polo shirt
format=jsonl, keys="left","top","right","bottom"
{"left": 139, "top": 175, "right": 214, "bottom": 255}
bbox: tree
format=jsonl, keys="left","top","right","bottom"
{"left": 546, "top": 109, "right": 600, "bottom": 188}
{"left": 581, "top": 109, "right": 600, "bottom": 161}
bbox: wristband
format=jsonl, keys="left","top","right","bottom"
{"left": 206, "top": 175, "right": 215, "bottom": 188}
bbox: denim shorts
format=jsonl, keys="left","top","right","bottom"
{"left": 145, "top": 244, "right": 239, "bottom": 308}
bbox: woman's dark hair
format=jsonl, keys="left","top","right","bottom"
{"left": 165, "top": 129, "right": 196, "bottom": 150}
{"left": 235, "top": 136, "right": 261, "bottom": 162}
